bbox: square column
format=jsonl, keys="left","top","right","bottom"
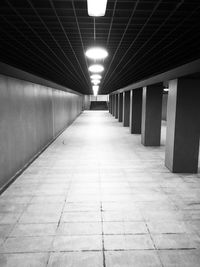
{"left": 130, "top": 88, "right": 142, "bottom": 134}
{"left": 118, "top": 93, "right": 123, "bottom": 122}
{"left": 165, "top": 78, "right": 200, "bottom": 173}
{"left": 123, "top": 91, "right": 130, "bottom": 127}
{"left": 115, "top": 94, "right": 118, "bottom": 119}
{"left": 112, "top": 95, "right": 115, "bottom": 116}
{"left": 109, "top": 95, "right": 112, "bottom": 113}
{"left": 141, "top": 83, "right": 163, "bottom": 146}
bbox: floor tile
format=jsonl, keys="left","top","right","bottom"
{"left": 158, "top": 249, "right": 200, "bottom": 267}
{"left": 105, "top": 251, "right": 162, "bottom": 267}
{"left": 52, "top": 235, "right": 102, "bottom": 251}
{"left": 47, "top": 251, "right": 103, "bottom": 267}
{"left": 152, "top": 234, "right": 200, "bottom": 249}
{"left": 0, "top": 253, "right": 49, "bottom": 267}
{"left": 0, "top": 236, "right": 53, "bottom": 253}
{"left": 147, "top": 221, "right": 190, "bottom": 234}
{"left": 104, "top": 234, "right": 154, "bottom": 250}
{"left": 57, "top": 222, "right": 102, "bottom": 235}
{"left": 103, "top": 221, "right": 148, "bottom": 234}
{"left": 10, "top": 223, "right": 57, "bottom": 237}
{"left": 19, "top": 212, "right": 61, "bottom": 223}
{"left": 0, "top": 225, "right": 13, "bottom": 239}
{"left": 61, "top": 212, "right": 101, "bottom": 222}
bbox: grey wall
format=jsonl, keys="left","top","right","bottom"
{"left": 162, "top": 93, "right": 168, "bottom": 121}
{"left": 83, "top": 95, "right": 91, "bottom": 110}
{"left": 0, "top": 74, "right": 83, "bottom": 190}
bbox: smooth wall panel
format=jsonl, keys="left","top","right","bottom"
{"left": 52, "top": 90, "right": 82, "bottom": 137}
{"left": 0, "top": 74, "right": 82, "bottom": 189}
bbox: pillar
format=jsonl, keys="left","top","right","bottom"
{"left": 123, "top": 91, "right": 130, "bottom": 127}
{"left": 109, "top": 95, "right": 112, "bottom": 113}
{"left": 118, "top": 93, "right": 123, "bottom": 122}
{"left": 130, "top": 88, "right": 142, "bottom": 134}
{"left": 115, "top": 94, "right": 118, "bottom": 119}
{"left": 165, "top": 78, "right": 200, "bottom": 173}
{"left": 141, "top": 83, "right": 163, "bottom": 146}
{"left": 112, "top": 94, "right": 115, "bottom": 116}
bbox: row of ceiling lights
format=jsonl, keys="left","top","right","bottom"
{"left": 85, "top": 0, "right": 108, "bottom": 96}
{"left": 84, "top": 1, "right": 169, "bottom": 96}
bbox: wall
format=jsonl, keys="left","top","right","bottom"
{"left": 83, "top": 95, "right": 91, "bottom": 110}
{"left": 162, "top": 93, "right": 168, "bottom": 121}
{"left": 0, "top": 74, "right": 82, "bottom": 190}
{"left": 90, "top": 95, "right": 108, "bottom": 102}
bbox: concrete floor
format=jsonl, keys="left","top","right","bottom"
{"left": 0, "top": 110, "right": 200, "bottom": 267}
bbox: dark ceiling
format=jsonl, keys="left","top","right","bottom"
{"left": 0, "top": 0, "right": 200, "bottom": 94}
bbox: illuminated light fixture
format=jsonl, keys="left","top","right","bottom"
{"left": 93, "top": 85, "right": 99, "bottom": 96}
{"left": 90, "top": 74, "right": 102, "bottom": 80}
{"left": 91, "top": 79, "right": 100, "bottom": 85}
{"left": 87, "top": 0, "right": 108, "bottom": 17}
{"left": 89, "top": 64, "right": 104, "bottom": 73}
{"left": 85, "top": 47, "right": 108, "bottom": 60}
{"left": 164, "top": 88, "right": 169, "bottom": 92}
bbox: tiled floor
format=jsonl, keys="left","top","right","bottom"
{"left": 0, "top": 110, "right": 200, "bottom": 267}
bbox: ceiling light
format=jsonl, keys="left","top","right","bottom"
{"left": 86, "top": 47, "right": 108, "bottom": 60}
{"left": 90, "top": 74, "right": 102, "bottom": 80}
{"left": 93, "top": 85, "right": 99, "bottom": 96}
{"left": 87, "top": 0, "right": 108, "bottom": 17}
{"left": 89, "top": 64, "right": 104, "bottom": 73}
{"left": 164, "top": 88, "right": 169, "bottom": 92}
{"left": 91, "top": 79, "right": 100, "bottom": 85}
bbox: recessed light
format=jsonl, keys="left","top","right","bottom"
{"left": 93, "top": 85, "right": 99, "bottom": 96}
{"left": 87, "top": 0, "right": 108, "bottom": 17}
{"left": 89, "top": 64, "right": 104, "bottom": 73}
{"left": 90, "top": 74, "right": 102, "bottom": 80}
{"left": 91, "top": 79, "right": 100, "bottom": 85}
{"left": 86, "top": 47, "right": 108, "bottom": 60}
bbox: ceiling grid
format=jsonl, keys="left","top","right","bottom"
{"left": 0, "top": 0, "right": 199, "bottom": 94}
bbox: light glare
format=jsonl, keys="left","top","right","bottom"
{"left": 93, "top": 85, "right": 99, "bottom": 96}
{"left": 87, "top": 0, "right": 108, "bottom": 17}
{"left": 90, "top": 74, "right": 102, "bottom": 80}
{"left": 91, "top": 79, "right": 100, "bottom": 85}
{"left": 89, "top": 64, "right": 104, "bottom": 73}
{"left": 86, "top": 47, "right": 108, "bottom": 60}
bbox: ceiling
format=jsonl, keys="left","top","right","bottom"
{"left": 0, "top": 0, "right": 200, "bottom": 95}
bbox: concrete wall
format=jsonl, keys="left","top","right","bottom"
{"left": 83, "top": 95, "right": 91, "bottom": 110}
{"left": 90, "top": 95, "right": 108, "bottom": 102}
{"left": 0, "top": 74, "right": 82, "bottom": 190}
{"left": 162, "top": 93, "right": 168, "bottom": 121}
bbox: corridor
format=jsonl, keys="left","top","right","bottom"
{"left": 0, "top": 111, "right": 200, "bottom": 266}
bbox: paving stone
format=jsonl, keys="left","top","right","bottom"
{"left": 0, "top": 253, "right": 49, "bottom": 267}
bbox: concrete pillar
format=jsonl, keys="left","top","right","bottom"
{"left": 130, "top": 88, "right": 142, "bottom": 134}
{"left": 110, "top": 95, "right": 112, "bottom": 114}
{"left": 165, "top": 78, "right": 200, "bottom": 173}
{"left": 118, "top": 93, "right": 123, "bottom": 122}
{"left": 123, "top": 91, "right": 130, "bottom": 127}
{"left": 112, "top": 95, "right": 115, "bottom": 116}
{"left": 115, "top": 94, "right": 118, "bottom": 119}
{"left": 141, "top": 83, "right": 163, "bottom": 146}
{"left": 109, "top": 95, "right": 111, "bottom": 113}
